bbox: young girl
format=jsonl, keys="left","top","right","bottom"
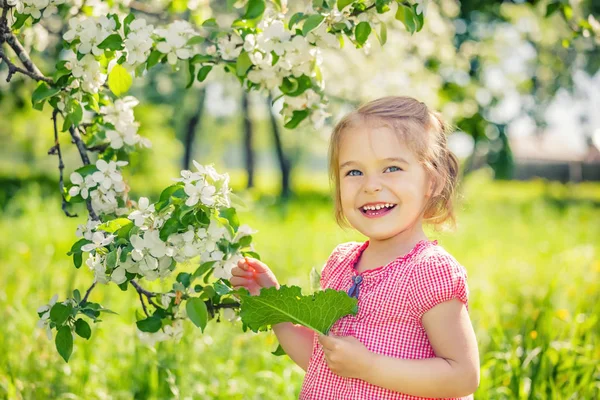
{"left": 230, "top": 96, "right": 480, "bottom": 399}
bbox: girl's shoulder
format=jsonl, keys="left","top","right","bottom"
{"left": 319, "top": 241, "right": 364, "bottom": 288}
{"left": 407, "top": 243, "right": 470, "bottom": 321}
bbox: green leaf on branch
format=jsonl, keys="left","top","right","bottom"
{"left": 302, "top": 14, "right": 325, "bottom": 36}
{"left": 50, "top": 303, "right": 72, "bottom": 326}
{"left": 147, "top": 50, "right": 163, "bottom": 69}
{"left": 236, "top": 51, "right": 253, "bottom": 77}
{"left": 108, "top": 64, "right": 133, "bottom": 97}
{"left": 12, "top": 12, "right": 30, "bottom": 30}
{"left": 186, "top": 298, "right": 208, "bottom": 332}
{"left": 55, "top": 326, "right": 73, "bottom": 363}
{"left": 136, "top": 316, "right": 162, "bottom": 333}
{"left": 395, "top": 4, "right": 416, "bottom": 34}
{"left": 32, "top": 82, "right": 60, "bottom": 108}
{"left": 244, "top": 0, "right": 266, "bottom": 19}
{"left": 284, "top": 109, "right": 310, "bottom": 129}
{"left": 68, "top": 238, "right": 91, "bottom": 255}
{"left": 197, "top": 65, "right": 213, "bottom": 82}
{"left": 192, "top": 261, "right": 217, "bottom": 281}
{"left": 70, "top": 100, "right": 83, "bottom": 126}
{"left": 355, "top": 21, "right": 372, "bottom": 45}
{"left": 238, "top": 285, "right": 358, "bottom": 335}
{"left": 159, "top": 217, "right": 181, "bottom": 241}
{"left": 289, "top": 12, "right": 307, "bottom": 29}
{"left": 377, "top": 22, "right": 388, "bottom": 46}
{"left": 123, "top": 13, "right": 135, "bottom": 36}
{"left": 75, "top": 318, "right": 91, "bottom": 340}
{"left": 97, "top": 218, "right": 133, "bottom": 233}
{"left": 272, "top": 344, "right": 286, "bottom": 356}
{"left": 337, "top": 0, "right": 354, "bottom": 10}
{"left": 98, "top": 34, "right": 124, "bottom": 51}
{"left": 73, "top": 252, "right": 83, "bottom": 269}
{"left": 219, "top": 208, "right": 240, "bottom": 231}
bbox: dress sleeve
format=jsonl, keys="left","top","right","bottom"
{"left": 408, "top": 252, "right": 470, "bottom": 323}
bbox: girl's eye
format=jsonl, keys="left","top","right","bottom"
{"left": 346, "top": 170, "right": 362, "bottom": 176}
{"left": 385, "top": 166, "right": 402, "bottom": 173}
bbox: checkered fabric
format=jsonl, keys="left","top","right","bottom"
{"left": 299, "top": 239, "right": 473, "bottom": 400}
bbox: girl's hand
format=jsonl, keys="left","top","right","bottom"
{"left": 318, "top": 334, "right": 373, "bottom": 379}
{"left": 230, "top": 257, "right": 280, "bottom": 296}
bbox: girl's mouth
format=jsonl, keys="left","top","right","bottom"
{"left": 359, "top": 203, "right": 397, "bottom": 218}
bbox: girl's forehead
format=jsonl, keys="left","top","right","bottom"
{"left": 338, "top": 124, "right": 415, "bottom": 161}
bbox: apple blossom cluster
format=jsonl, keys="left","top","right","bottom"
{"left": 6, "top": 0, "right": 65, "bottom": 19}
{"left": 99, "top": 96, "right": 151, "bottom": 150}
{"left": 71, "top": 162, "right": 255, "bottom": 286}
{"left": 69, "top": 159, "right": 129, "bottom": 215}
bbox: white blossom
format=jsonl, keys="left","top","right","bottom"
{"left": 128, "top": 197, "right": 155, "bottom": 227}
{"left": 69, "top": 172, "right": 97, "bottom": 199}
{"left": 81, "top": 231, "right": 115, "bottom": 252}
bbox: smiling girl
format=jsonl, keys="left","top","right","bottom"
{"left": 231, "top": 96, "right": 480, "bottom": 399}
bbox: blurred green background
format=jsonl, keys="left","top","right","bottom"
{"left": 1, "top": 0, "right": 600, "bottom": 399}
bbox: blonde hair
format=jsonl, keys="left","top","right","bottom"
{"left": 328, "top": 96, "right": 460, "bottom": 229}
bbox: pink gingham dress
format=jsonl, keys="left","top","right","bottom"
{"left": 299, "top": 239, "right": 473, "bottom": 400}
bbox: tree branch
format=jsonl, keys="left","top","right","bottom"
{"left": 0, "top": 31, "right": 53, "bottom": 84}
{"left": 80, "top": 281, "right": 97, "bottom": 305}
{"left": 68, "top": 124, "right": 99, "bottom": 221}
{"left": 50, "top": 109, "right": 77, "bottom": 218}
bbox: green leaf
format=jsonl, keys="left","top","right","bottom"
{"left": 395, "top": 4, "right": 416, "bottom": 34}
{"left": 187, "top": 59, "right": 196, "bottom": 89}
{"left": 284, "top": 109, "right": 310, "bottom": 129}
{"left": 73, "top": 289, "right": 81, "bottom": 303}
{"left": 545, "top": 2, "right": 562, "bottom": 18}
{"left": 74, "top": 319, "right": 91, "bottom": 340}
{"left": 176, "top": 272, "right": 192, "bottom": 288}
{"left": 98, "top": 34, "right": 124, "bottom": 51}
{"left": 12, "top": 12, "right": 29, "bottom": 30}
{"left": 70, "top": 101, "right": 83, "bottom": 126}
{"left": 136, "top": 316, "right": 162, "bottom": 333}
{"left": 337, "top": 0, "right": 353, "bottom": 10}
{"left": 192, "top": 261, "right": 217, "bottom": 281}
{"left": 50, "top": 303, "right": 72, "bottom": 326}
{"left": 159, "top": 217, "right": 180, "bottom": 241}
{"left": 108, "top": 64, "right": 133, "bottom": 97}
{"left": 288, "top": 12, "right": 307, "bottom": 29}
{"left": 32, "top": 82, "right": 60, "bottom": 106}
{"left": 219, "top": 208, "right": 240, "bottom": 231}
{"left": 123, "top": 13, "right": 135, "bottom": 36}
{"left": 378, "top": 22, "right": 387, "bottom": 45}
{"left": 73, "top": 252, "right": 83, "bottom": 269}
{"left": 214, "top": 281, "right": 232, "bottom": 296}
{"left": 239, "top": 285, "right": 358, "bottom": 335}
{"left": 236, "top": 51, "right": 253, "bottom": 77}
{"left": 106, "top": 250, "right": 118, "bottom": 269}
{"left": 355, "top": 22, "right": 372, "bottom": 45}
{"left": 55, "top": 326, "right": 73, "bottom": 363}
{"left": 186, "top": 298, "right": 208, "bottom": 332}
{"left": 68, "top": 239, "right": 90, "bottom": 255}
{"left": 187, "top": 36, "right": 205, "bottom": 46}
{"left": 147, "top": 50, "right": 163, "bottom": 69}
{"left": 244, "top": 0, "right": 266, "bottom": 19}
{"left": 197, "top": 65, "right": 213, "bottom": 82}
{"left": 302, "top": 14, "right": 325, "bottom": 36}
{"left": 97, "top": 218, "right": 132, "bottom": 233}
{"left": 271, "top": 344, "right": 286, "bottom": 356}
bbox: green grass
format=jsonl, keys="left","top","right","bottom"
{"left": 0, "top": 170, "right": 599, "bottom": 399}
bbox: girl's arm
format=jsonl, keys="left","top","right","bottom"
{"left": 362, "top": 299, "right": 479, "bottom": 397}
{"left": 272, "top": 323, "right": 315, "bottom": 371}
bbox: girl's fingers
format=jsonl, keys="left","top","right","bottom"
{"left": 230, "top": 276, "right": 251, "bottom": 287}
{"left": 245, "top": 257, "right": 270, "bottom": 273}
{"left": 237, "top": 259, "right": 249, "bottom": 271}
{"left": 231, "top": 267, "right": 253, "bottom": 277}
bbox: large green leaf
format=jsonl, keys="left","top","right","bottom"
{"left": 55, "top": 326, "right": 73, "bottom": 362}
{"left": 239, "top": 285, "right": 358, "bottom": 335}
{"left": 108, "top": 64, "right": 132, "bottom": 97}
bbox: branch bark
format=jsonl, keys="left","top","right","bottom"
{"left": 51, "top": 109, "right": 77, "bottom": 217}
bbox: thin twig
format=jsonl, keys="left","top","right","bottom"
{"left": 130, "top": 280, "right": 163, "bottom": 310}
{"left": 51, "top": 109, "right": 77, "bottom": 217}
{"left": 67, "top": 124, "right": 99, "bottom": 220}
{"left": 80, "top": 281, "right": 97, "bottom": 305}
{"left": 136, "top": 288, "right": 150, "bottom": 317}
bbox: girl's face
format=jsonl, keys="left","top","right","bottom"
{"left": 338, "top": 123, "right": 432, "bottom": 241}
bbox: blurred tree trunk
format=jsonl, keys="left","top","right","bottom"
{"left": 267, "top": 95, "right": 291, "bottom": 199}
{"left": 183, "top": 87, "right": 206, "bottom": 170}
{"left": 242, "top": 92, "right": 255, "bottom": 188}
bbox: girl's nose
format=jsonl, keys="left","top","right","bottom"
{"left": 363, "top": 175, "right": 382, "bottom": 194}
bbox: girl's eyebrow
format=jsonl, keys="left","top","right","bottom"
{"left": 339, "top": 157, "right": 408, "bottom": 169}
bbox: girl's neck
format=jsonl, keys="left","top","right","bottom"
{"left": 363, "top": 223, "right": 429, "bottom": 267}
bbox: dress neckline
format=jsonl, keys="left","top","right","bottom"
{"left": 349, "top": 238, "right": 437, "bottom": 277}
